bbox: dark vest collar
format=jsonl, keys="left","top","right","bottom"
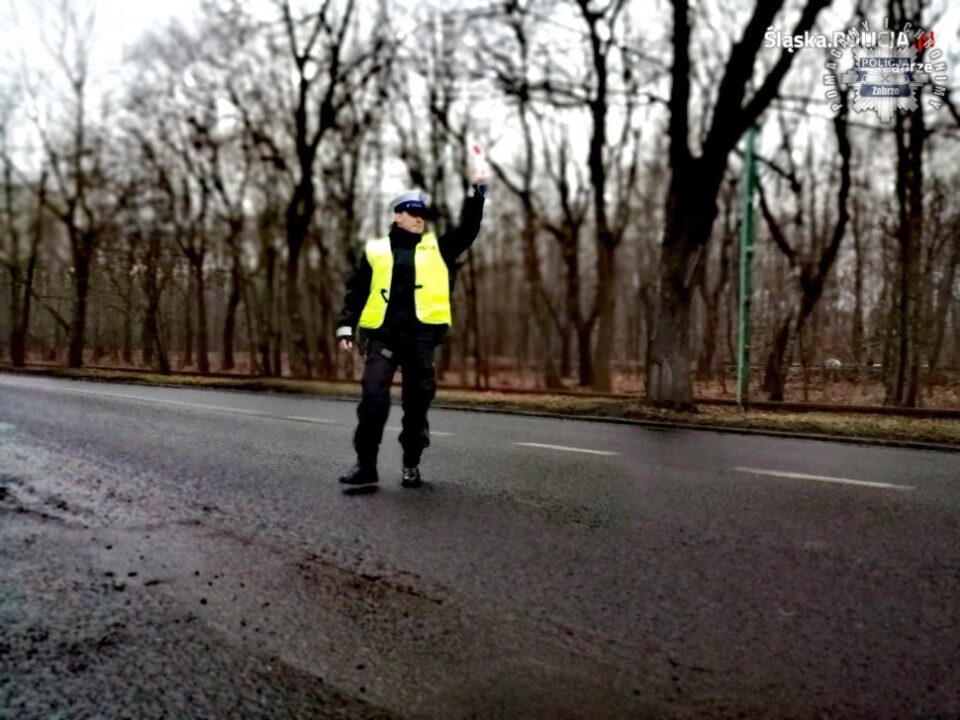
{"left": 389, "top": 224, "right": 422, "bottom": 249}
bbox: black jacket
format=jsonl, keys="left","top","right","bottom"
{"left": 336, "top": 189, "right": 485, "bottom": 342}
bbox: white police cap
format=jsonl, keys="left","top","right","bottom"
{"left": 389, "top": 189, "right": 432, "bottom": 214}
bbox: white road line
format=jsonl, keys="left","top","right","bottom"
{"left": 10, "top": 381, "right": 457, "bottom": 435}
{"left": 384, "top": 425, "right": 453, "bottom": 436}
{"left": 13, "top": 383, "right": 340, "bottom": 426}
{"left": 515, "top": 442, "right": 619, "bottom": 457}
{"left": 734, "top": 467, "right": 915, "bottom": 491}
{"left": 52, "top": 386, "right": 277, "bottom": 416}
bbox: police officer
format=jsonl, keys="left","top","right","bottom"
{"left": 335, "top": 158, "right": 487, "bottom": 488}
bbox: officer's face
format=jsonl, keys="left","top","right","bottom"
{"left": 395, "top": 209, "right": 425, "bottom": 234}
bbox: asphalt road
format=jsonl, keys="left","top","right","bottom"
{"left": 0, "top": 373, "right": 957, "bottom": 719}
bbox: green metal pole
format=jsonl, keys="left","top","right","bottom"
{"left": 736, "top": 125, "right": 758, "bottom": 409}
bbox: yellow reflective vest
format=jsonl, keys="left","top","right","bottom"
{"left": 358, "top": 232, "right": 452, "bottom": 328}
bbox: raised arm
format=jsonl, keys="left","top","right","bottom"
{"left": 439, "top": 185, "right": 487, "bottom": 265}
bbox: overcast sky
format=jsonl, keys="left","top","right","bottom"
{"left": 4, "top": 0, "right": 957, "bottom": 81}
{"left": 1, "top": 0, "right": 957, "bottom": 175}
{"left": 2, "top": 0, "right": 197, "bottom": 76}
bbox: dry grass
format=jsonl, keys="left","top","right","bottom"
{"left": 431, "top": 389, "right": 960, "bottom": 446}
{"left": 22, "top": 352, "right": 960, "bottom": 408}
{"left": 437, "top": 363, "right": 960, "bottom": 408}
{"left": 5, "top": 365, "right": 958, "bottom": 448}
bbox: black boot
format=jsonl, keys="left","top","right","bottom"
{"left": 339, "top": 463, "right": 379, "bottom": 485}
{"left": 401, "top": 466, "right": 422, "bottom": 489}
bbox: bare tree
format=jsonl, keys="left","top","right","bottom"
{"left": 231, "top": 0, "right": 393, "bottom": 378}
{"left": 884, "top": 0, "right": 932, "bottom": 407}
{"left": 696, "top": 175, "right": 736, "bottom": 383}
{"left": 0, "top": 99, "right": 46, "bottom": 367}
{"left": 482, "top": 0, "right": 564, "bottom": 388}
{"left": 541, "top": 131, "right": 592, "bottom": 384}
{"left": 921, "top": 181, "right": 960, "bottom": 391}
{"left": 758, "top": 94, "right": 853, "bottom": 400}
{"left": 30, "top": 2, "right": 100, "bottom": 367}
{"left": 572, "top": 0, "right": 644, "bottom": 391}
{"left": 647, "top": 0, "right": 830, "bottom": 407}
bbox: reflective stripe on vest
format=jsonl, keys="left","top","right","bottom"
{"left": 358, "top": 232, "right": 452, "bottom": 329}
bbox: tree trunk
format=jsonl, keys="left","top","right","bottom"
{"left": 261, "top": 245, "right": 276, "bottom": 377}
{"left": 68, "top": 235, "right": 93, "bottom": 368}
{"left": 10, "top": 268, "right": 28, "bottom": 366}
{"left": 697, "top": 291, "right": 716, "bottom": 382}
{"left": 592, "top": 237, "right": 616, "bottom": 391}
{"left": 183, "top": 268, "right": 194, "bottom": 369}
{"left": 143, "top": 273, "right": 170, "bottom": 375}
{"left": 285, "top": 180, "right": 314, "bottom": 378}
{"left": 53, "top": 309, "right": 63, "bottom": 361}
{"left": 243, "top": 273, "right": 259, "bottom": 375}
{"left": 285, "top": 253, "right": 310, "bottom": 378}
{"left": 649, "top": 0, "right": 829, "bottom": 407}
{"left": 313, "top": 233, "right": 334, "bottom": 378}
{"left": 92, "top": 272, "right": 103, "bottom": 362}
{"left": 120, "top": 238, "right": 134, "bottom": 364}
{"left": 851, "top": 203, "right": 864, "bottom": 367}
{"left": 576, "top": 324, "right": 594, "bottom": 387}
{"left": 647, "top": 180, "right": 715, "bottom": 408}
{"left": 762, "top": 311, "right": 793, "bottom": 400}
{"left": 697, "top": 200, "right": 734, "bottom": 383}
{"left": 464, "top": 250, "right": 485, "bottom": 389}
{"left": 521, "top": 219, "right": 561, "bottom": 389}
{"left": 142, "top": 229, "right": 168, "bottom": 373}
{"left": 884, "top": 0, "right": 925, "bottom": 407}
{"left": 8, "top": 263, "right": 26, "bottom": 366}
{"left": 122, "top": 262, "right": 133, "bottom": 365}
{"left": 926, "top": 229, "right": 959, "bottom": 377}
{"left": 559, "top": 237, "right": 595, "bottom": 387}
{"left": 222, "top": 258, "right": 241, "bottom": 371}
{"left": 560, "top": 325, "right": 572, "bottom": 379}
{"left": 194, "top": 258, "right": 210, "bottom": 373}
{"left": 887, "top": 112, "right": 923, "bottom": 405}
{"left": 4, "top": 159, "right": 39, "bottom": 367}
{"left": 582, "top": 9, "right": 615, "bottom": 392}
{"left": 647, "top": 258, "right": 694, "bottom": 406}
{"left": 273, "top": 284, "right": 284, "bottom": 378}
{"left": 142, "top": 299, "right": 155, "bottom": 367}
{"left": 10, "top": 273, "right": 28, "bottom": 367}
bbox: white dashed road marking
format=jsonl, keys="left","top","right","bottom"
{"left": 6, "top": 381, "right": 458, "bottom": 435}
{"left": 734, "top": 467, "right": 915, "bottom": 491}
{"left": 385, "top": 425, "right": 453, "bottom": 436}
{"left": 514, "top": 442, "right": 619, "bottom": 457}
{"left": 14, "top": 384, "right": 341, "bottom": 425}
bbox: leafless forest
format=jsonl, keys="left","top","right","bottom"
{"left": 1, "top": 0, "right": 958, "bottom": 407}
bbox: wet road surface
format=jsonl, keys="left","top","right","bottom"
{"left": 1, "top": 373, "right": 958, "bottom": 719}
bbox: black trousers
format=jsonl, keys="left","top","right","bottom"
{"left": 353, "top": 332, "right": 439, "bottom": 468}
